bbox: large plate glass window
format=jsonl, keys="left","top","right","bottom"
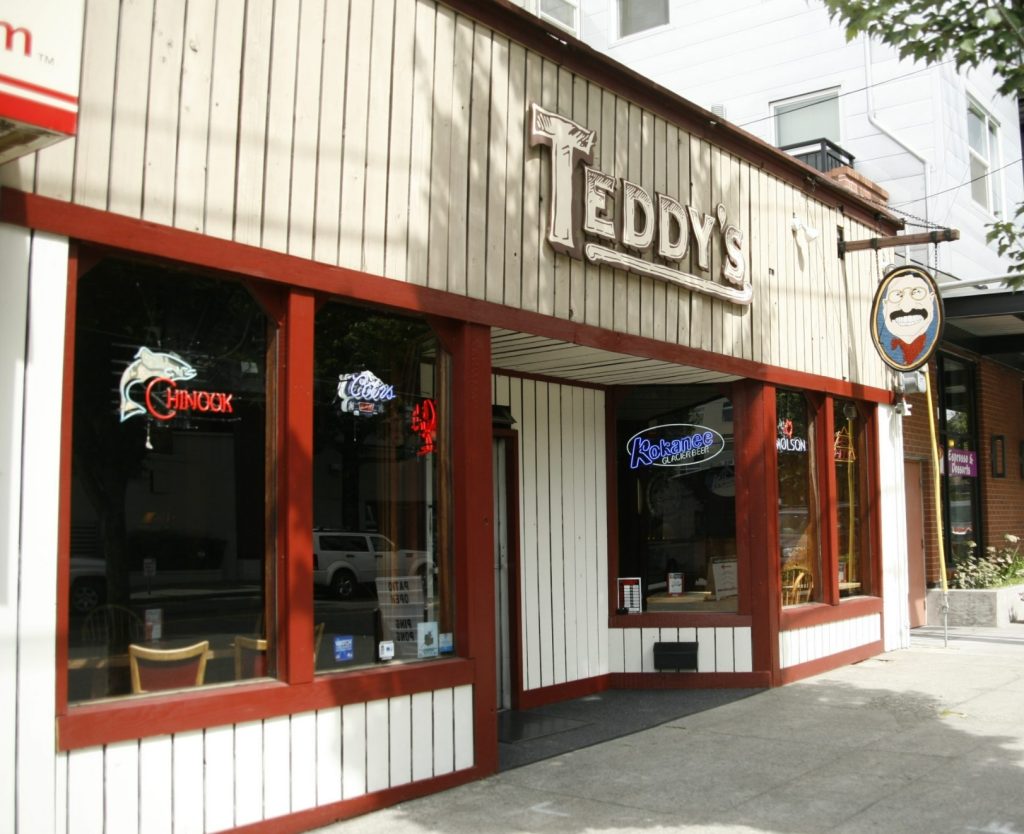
{"left": 833, "top": 399, "right": 871, "bottom": 597}
{"left": 939, "top": 355, "right": 981, "bottom": 568}
{"left": 68, "top": 259, "right": 274, "bottom": 702}
{"left": 777, "top": 390, "right": 821, "bottom": 606}
{"left": 312, "top": 302, "right": 452, "bottom": 672}
{"left": 615, "top": 386, "right": 737, "bottom": 613}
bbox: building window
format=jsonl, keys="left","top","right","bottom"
{"left": 777, "top": 390, "right": 821, "bottom": 606}
{"left": 618, "top": 0, "right": 669, "bottom": 38}
{"left": 967, "top": 100, "right": 1003, "bottom": 215}
{"left": 68, "top": 259, "right": 273, "bottom": 702}
{"left": 312, "top": 302, "right": 453, "bottom": 670}
{"left": 939, "top": 354, "right": 981, "bottom": 567}
{"left": 833, "top": 399, "right": 871, "bottom": 597}
{"left": 539, "top": 0, "right": 578, "bottom": 35}
{"left": 615, "top": 386, "right": 737, "bottom": 613}
{"left": 772, "top": 90, "right": 840, "bottom": 147}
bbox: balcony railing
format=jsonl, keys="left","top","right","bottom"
{"left": 779, "top": 138, "right": 855, "bottom": 173}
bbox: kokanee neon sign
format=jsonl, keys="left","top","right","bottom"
{"left": 626, "top": 423, "right": 725, "bottom": 469}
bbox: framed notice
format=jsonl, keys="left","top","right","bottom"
{"left": 617, "top": 577, "right": 642, "bottom": 613}
{"left": 667, "top": 572, "right": 684, "bottom": 595}
{"left": 709, "top": 558, "right": 738, "bottom": 600}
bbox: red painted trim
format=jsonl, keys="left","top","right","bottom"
{"left": 282, "top": 291, "right": 315, "bottom": 684}
{"left": 778, "top": 640, "right": 884, "bottom": 684}
{"left": 57, "top": 658, "right": 475, "bottom": 751}
{"left": 441, "top": 0, "right": 902, "bottom": 236}
{"left": 605, "top": 388, "right": 620, "bottom": 617}
{"left": 610, "top": 671, "right": 771, "bottom": 689}
{"left": 0, "top": 91, "right": 76, "bottom": 134}
{"left": 867, "top": 405, "right": 885, "bottom": 599}
{"left": 451, "top": 322, "right": 499, "bottom": 775}
{"left": 517, "top": 674, "right": 611, "bottom": 710}
{"left": 0, "top": 191, "right": 893, "bottom": 404}
{"left": 229, "top": 766, "right": 485, "bottom": 834}
{"left": 609, "top": 613, "right": 752, "bottom": 628}
{"left": 0, "top": 73, "right": 80, "bottom": 105}
{"left": 54, "top": 243, "right": 79, "bottom": 716}
{"left": 780, "top": 595, "right": 883, "bottom": 630}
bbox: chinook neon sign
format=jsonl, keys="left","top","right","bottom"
{"left": 529, "top": 103, "right": 750, "bottom": 305}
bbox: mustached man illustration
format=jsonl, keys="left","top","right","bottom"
{"left": 873, "top": 268, "right": 941, "bottom": 370}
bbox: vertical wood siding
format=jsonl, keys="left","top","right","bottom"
{"left": 606, "top": 626, "right": 755, "bottom": 674}
{"left": 779, "top": 614, "right": 882, "bottom": 669}
{"left": 57, "top": 686, "right": 474, "bottom": 834}
{"left": 1, "top": 0, "right": 890, "bottom": 388}
{"left": 492, "top": 375, "right": 609, "bottom": 691}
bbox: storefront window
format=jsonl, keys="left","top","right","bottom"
{"left": 312, "top": 302, "right": 452, "bottom": 671}
{"left": 615, "top": 386, "right": 737, "bottom": 612}
{"left": 68, "top": 259, "right": 272, "bottom": 702}
{"left": 833, "top": 399, "right": 870, "bottom": 597}
{"left": 940, "top": 355, "right": 980, "bottom": 566}
{"left": 777, "top": 390, "right": 821, "bottom": 606}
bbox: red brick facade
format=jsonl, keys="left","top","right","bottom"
{"left": 900, "top": 354, "right": 1024, "bottom": 584}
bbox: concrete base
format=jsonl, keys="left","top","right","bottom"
{"left": 927, "top": 584, "right": 1024, "bottom": 627}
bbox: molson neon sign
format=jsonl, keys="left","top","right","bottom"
{"left": 627, "top": 423, "right": 725, "bottom": 469}
{"left": 776, "top": 418, "right": 807, "bottom": 453}
{"left": 529, "top": 103, "right": 750, "bottom": 305}
{"left": 119, "top": 347, "right": 233, "bottom": 423}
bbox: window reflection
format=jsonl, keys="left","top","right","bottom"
{"left": 68, "top": 259, "right": 272, "bottom": 701}
{"left": 312, "top": 302, "right": 453, "bottom": 671}
{"left": 834, "top": 400, "right": 870, "bottom": 597}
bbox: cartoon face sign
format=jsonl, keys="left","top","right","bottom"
{"left": 870, "top": 266, "right": 943, "bottom": 371}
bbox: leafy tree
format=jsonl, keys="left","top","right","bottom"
{"left": 823, "top": 0, "right": 1024, "bottom": 287}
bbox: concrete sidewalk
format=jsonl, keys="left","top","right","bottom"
{"left": 315, "top": 626, "right": 1024, "bottom": 834}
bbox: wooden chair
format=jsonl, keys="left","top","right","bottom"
{"left": 129, "top": 640, "right": 209, "bottom": 693}
{"left": 781, "top": 567, "right": 814, "bottom": 606}
{"left": 233, "top": 635, "right": 268, "bottom": 679}
{"left": 82, "top": 604, "right": 144, "bottom": 648}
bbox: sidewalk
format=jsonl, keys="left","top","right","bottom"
{"left": 314, "top": 626, "right": 1024, "bottom": 834}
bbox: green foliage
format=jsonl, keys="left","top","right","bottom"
{"left": 950, "top": 534, "right": 1024, "bottom": 589}
{"left": 823, "top": 0, "right": 1024, "bottom": 289}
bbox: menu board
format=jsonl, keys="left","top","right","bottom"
{"left": 709, "top": 558, "right": 738, "bottom": 600}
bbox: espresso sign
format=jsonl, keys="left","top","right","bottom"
{"left": 529, "top": 103, "right": 751, "bottom": 305}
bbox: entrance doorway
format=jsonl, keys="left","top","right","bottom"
{"left": 493, "top": 433, "right": 519, "bottom": 711}
{"left": 905, "top": 460, "right": 927, "bottom": 627}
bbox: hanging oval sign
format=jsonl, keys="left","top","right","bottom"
{"left": 870, "top": 265, "right": 944, "bottom": 372}
{"left": 626, "top": 423, "right": 726, "bottom": 469}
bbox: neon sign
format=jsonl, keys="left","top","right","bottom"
{"left": 337, "top": 370, "right": 395, "bottom": 416}
{"left": 145, "top": 378, "right": 234, "bottom": 421}
{"left": 410, "top": 398, "right": 437, "bottom": 456}
{"left": 626, "top": 424, "right": 725, "bottom": 469}
{"left": 776, "top": 418, "right": 807, "bottom": 453}
{"left": 119, "top": 346, "right": 236, "bottom": 427}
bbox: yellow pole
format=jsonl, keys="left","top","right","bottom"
{"left": 923, "top": 372, "right": 949, "bottom": 643}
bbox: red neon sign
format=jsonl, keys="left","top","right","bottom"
{"left": 144, "top": 377, "right": 235, "bottom": 422}
{"left": 411, "top": 399, "right": 437, "bottom": 457}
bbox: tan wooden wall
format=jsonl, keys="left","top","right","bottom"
{"left": 2, "top": 0, "right": 888, "bottom": 389}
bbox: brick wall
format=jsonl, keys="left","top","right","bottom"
{"left": 899, "top": 357, "right": 1024, "bottom": 584}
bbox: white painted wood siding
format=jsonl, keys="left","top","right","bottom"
{"left": 56, "top": 686, "right": 474, "bottom": 834}
{"left": 607, "top": 626, "right": 754, "bottom": 674}
{"left": 492, "top": 375, "right": 609, "bottom": 691}
{"left": 1, "top": 0, "right": 890, "bottom": 389}
{"left": 779, "top": 613, "right": 882, "bottom": 669}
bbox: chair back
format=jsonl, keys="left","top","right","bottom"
{"left": 781, "top": 568, "right": 814, "bottom": 606}
{"left": 234, "top": 635, "right": 268, "bottom": 679}
{"left": 82, "top": 604, "right": 144, "bottom": 649}
{"left": 129, "top": 640, "right": 209, "bottom": 693}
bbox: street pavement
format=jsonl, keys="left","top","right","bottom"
{"left": 314, "top": 625, "right": 1024, "bottom": 834}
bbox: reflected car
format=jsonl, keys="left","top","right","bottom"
{"left": 69, "top": 557, "right": 107, "bottom": 614}
{"left": 312, "top": 531, "right": 433, "bottom": 599}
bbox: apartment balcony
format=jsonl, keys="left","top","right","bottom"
{"left": 779, "top": 138, "right": 855, "bottom": 174}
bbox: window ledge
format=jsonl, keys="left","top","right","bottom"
{"left": 59, "top": 657, "right": 475, "bottom": 751}
{"left": 781, "top": 595, "right": 882, "bottom": 630}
